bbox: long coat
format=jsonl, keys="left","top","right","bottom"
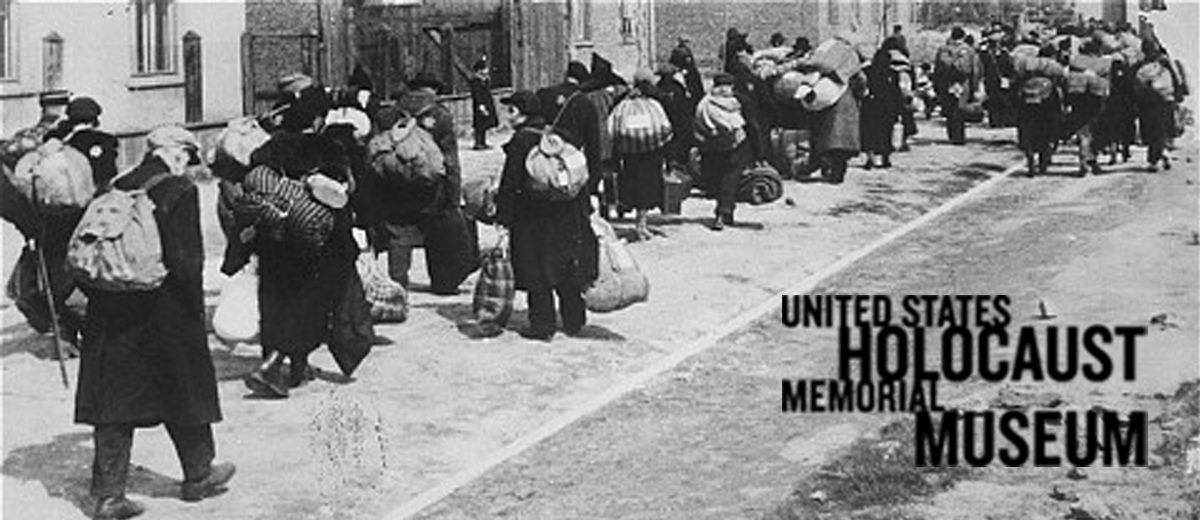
{"left": 496, "top": 118, "right": 599, "bottom": 292}
{"left": 246, "top": 133, "right": 359, "bottom": 361}
{"left": 861, "top": 57, "right": 904, "bottom": 154}
{"left": 76, "top": 155, "right": 221, "bottom": 427}
{"left": 811, "top": 82, "right": 862, "bottom": 156}
{"left": 469, "top": 75, "right": 500, "bottom": 132}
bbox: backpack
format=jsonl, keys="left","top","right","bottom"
{"left": 1021, "top": 76, "right": 1057, "bottom": 105}
{"left": 1135, "top": 60, "right": 1175, "bottom": 103}
{"left": 10, "top": 137, "right": 95, "bottom": 212}
{"left": 367, "top": 114, "right": 446, "bottom": 189}
{"left": 66, "top": 173, "right": 172, "bottom": 292}
{"left": 608, "top": 95, "right": 673, "bottom": 154}
{"left": 936, "top": 42, "right": 974, "bottom": 83}
{"left": 524, "top": 131, "right": 589, "bottom": 201}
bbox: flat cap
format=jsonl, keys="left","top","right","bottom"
{"left": 500, "top": 90, "right": 540, "bottom": 117}
{"left": 147, "top": 125, "right": 200, "bottom": 150}
{"left": 66, "top": 97, "right": 102, "bottom": 122}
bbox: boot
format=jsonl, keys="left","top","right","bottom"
{"left": 93, "top": 496, "right": 145, "bottom": 519}
{"left": 244, "top": 351, "right": 288, "bottom": 398}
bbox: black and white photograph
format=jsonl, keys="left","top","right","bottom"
{"left": 0, "top": 0, "right": 1197, "bottom": 518}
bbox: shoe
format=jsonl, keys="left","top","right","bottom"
{"left": 1089, "top": 162, "right": 1101, "bottom": 175}
{"left": 287, "top": 364, "right": 315, "bottom": 389}
{"left": 93, "top": 496, "right": 145, "bottom": 519}
{"left": 472, "top": 144, "right": 491, "bottom": 151}
{"left": 880, "top": 158, "right": 892, "bottom": 168}
{"left": 181, "top": 462, "right": 236, "bottom": 502}
{"left": 244, "top": 355, "right": 288, "bottom": 398}
{"left": 861, "top": 161, "right": 874, "bottom": 170}
{"left": 519, "top": 329, "right": 554, "bottom": 342}
{"left": 1162, "top": 157, "right": 1172, "bottom": 170}
{"left": 430, "top": 287, "right": 460, "bottom": 296}
{"left": 1147, "top": 163, "right": 1160, "bottom": 173}
{"left": 710, "top": 217, "right": 725, "bottom": 231}
{"left": 371, "top": 335, "right": 395, "bottom": 346}
{"left": 898, "top": 144, "right": 911, "bottom": 152}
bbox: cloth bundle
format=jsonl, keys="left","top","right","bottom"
{"left": 584, "top": 215, "right": 649, "bottom": 313}
{"left": 357, "top": 253, "right": 407, "bottom": 323}
{"left": 738, "top": 163, "right": 784, "bottom": 205}
{"left": 212, "top": 261, "right": 260, "bottom": 344}
{"left": 694, "top": 94, "right": 747, "bottom": 151}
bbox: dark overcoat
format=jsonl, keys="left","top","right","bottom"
{"left": 469, "top": 75, "right": 500, "bottom": 131}
{"left": 861, "top": 56, "right": 904, "bottom": 154}
{"left": 75, "top": 155, "right": 221, "bottom": 427}
{"left": 247, "top": 133, "right": 359, "bottom": 361}
{"left": 811, "top": 83, "right": 862, "bottom": 156}
{"left": 496, "top": 118, "right": 599, "bottom": 292}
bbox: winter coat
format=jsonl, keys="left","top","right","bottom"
{"left": 657, "top": 73, "right": 700, "bottom": 163}
{"left": 470, "top": 75, "right": 500, "bottom": 131}
{"left": 247, "top": 132, "right": 359, "bottom": 360}
{"left": 75, "top": 155, "right": 220, "bottom": 427}
{"left": 496, "top": 118, "right": 599, "bottom": 292}
{"left": 398, "top": 88, "right": 463, "bottom": 206}
{"left": 811, "top": 83, "right": 861, "bottom": 155}
{"left": 861, "top": 55, "right": 905, "bottom": 154}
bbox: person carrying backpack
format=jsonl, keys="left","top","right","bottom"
{"left": 1132, "top": 37, "right": 1181, "bottom": 172}
{"left": 694, "top": 73, "right": 752, "bottom": 229}
{"left": 73, "top": 125, "right": 234, "bottom": 519}
{"left": 495, "top": 91, "right": 599, "bottom": 341}
{"left": 933, "top": 27, "right": 980, "bottom": 145}
{"left": 1014, "top": 45, "right": 1067, "bottom": 176}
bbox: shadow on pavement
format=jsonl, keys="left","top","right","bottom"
{"left": 209, "top": 347, "right": 262, "bottom": 383}
{"left": 1, "top": 431, "right": 181, "bottom": 517}
{"left": 422, "top": 301, "right": 626, "bottom": 342}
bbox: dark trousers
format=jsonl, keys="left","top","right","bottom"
{"left": 92, "top": 423, "right": 215, "bottom": 499}
{"left": 473, "top": 127, "right": 488, "bottom": 148}
{"left": 1064, "top": 94, "right": 1104, "bottom": 166}
{"left": 527, "top": 284, "right": 585, "bottom": 335}
{"left": 939, "top": 90, "right": 966, "bottom": 144}
{"left": 701, "top": 141, "right": 752, "bottom": 218}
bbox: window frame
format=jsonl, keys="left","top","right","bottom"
{"left": 570, "top": 0, "right": 592, "bottom": 45}
{"left": 1, "top": 0, "right": 15, "bottom": 81}
{"left": 130, "top": 0, "right": 178, "bottom": 77}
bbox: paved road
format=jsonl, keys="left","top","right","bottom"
{"left": 407, "top": 138, "right": 1200, "bottom": 519}
{"left": 7, "top": 123, "right": 1189, "bottom": 520}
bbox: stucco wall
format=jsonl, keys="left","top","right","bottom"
{"left": 0, "top": 0, "right": 245, "bottom": 137}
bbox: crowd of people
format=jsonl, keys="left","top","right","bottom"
{"left": 0, "top": 15, "right": 1191, "bottom": 519}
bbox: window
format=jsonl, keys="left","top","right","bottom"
{"left": 571, "top": 0, "right": 592, "bottom": 43}
{"left": 619, "top": 0, "right": 634, "bottom": 42}
{"left": 133, "top": 0, "right": 175, "bottom": 75}
{"left": 1, "top": 0, "right": 12, "bottom": 79}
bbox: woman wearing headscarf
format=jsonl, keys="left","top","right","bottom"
{"left": 860, "top": 39, "right": 906, "bottom": 169}
{"left": 613, "top": 69, "right": 670, "bottom": 240}
{"left": 238, "top": 86, "right": 362, "bottom": 398}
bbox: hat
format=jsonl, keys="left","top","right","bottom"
{"left": 39, "top": 91, "right": 71, "bottom": 108}
{"left": 280, "top": 85, "right": 331, "bottom": 132}
{"left": 348, "top": 65, "right": 373, "bottom": 92}
{"left": 66, "top": 97, "right": 102, "bottom": 122}
{"left": 409, "top": 71, "right": 445, "bottom": 93}
{"left": 565, "top": 61, "right": 590, "bottom": 84}
{"left": 278, "top": 73, "right": 314, "bottom": 95}
{"left": 712, "top": 73, "right": 736, "bottom": 87}
{"left": 500, "top": 90, "right": 541, "bottom": 117}
{"left": 373, "top": 105, "right": 407, "bottom": 132}
{"left": 656, "top": 62, "right": 679, "bottom": 76}
{"left": 147, "top": 125, "right": 200, "bottom": 151}
{"left": 632, "top": 68, "right": 655, "bottom": 85}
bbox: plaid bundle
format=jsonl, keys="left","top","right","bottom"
{"left": 473, "top": 239, "right": 514, "bottom": 326}
{"left": 357, "top": 253, "right": 408, "bottom": 322}
{"left": 737, "top": 163, "right": 783, "bottom": 205}
{"left": 609, "top": 96, "right": 673, "bottom": 154}
{"left": 240, "top": 165, "right": 336, "bottom": 258}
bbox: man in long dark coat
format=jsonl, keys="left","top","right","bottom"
{"left": 374, "top": 72, "right": 477, "bottom": 295}
{"left": 495, "top": 91, "right": 599, "bottom": 341}
{"left": 77, "top": 126, "right": 234, "bottom": 519}
{"left": 469, "top": 58, "right": 500, "bottom": 150}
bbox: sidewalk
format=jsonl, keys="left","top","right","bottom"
{"left": 2, "top": 122, "right": 1025, "bottom": 519}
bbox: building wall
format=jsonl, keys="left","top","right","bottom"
{"left": 0, "top": 0, "right": 245, "bottom": 137}
{"left": 653, "top": 0, "right": 916, "bottom": 74}
{"left": 568, "top": 0, "right": 654, "bottom": 80}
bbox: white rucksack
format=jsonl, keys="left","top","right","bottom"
{"left": 66, "top": 173, "right": 171, "bottom": 292}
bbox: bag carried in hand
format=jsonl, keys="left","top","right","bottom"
{"left": 66, "top": 173, "right": 171, "bottom": 292}
{"left": 212, "top": 261, "right": 260, "bottom": 344}
{"left": 10, "top": 138, "right": 95, "bottom": 212}
{"left": 525, "top": 131, "right": 589, "bottom": 201}
{"left": 584, "top": 215, "right": 649, "bottom": 313}
{"left": 368, "top": 116, "right": 446, "bottom": 188}
{"left": 472, "top": 234, "right": 514, "bottom": 327}
{"left": 358, "top": 253, "right": 408, "bottom": 323}
{"left": 609, "top": 96, "right": 673, "bottom": 154}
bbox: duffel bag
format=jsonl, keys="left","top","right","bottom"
{"left": 472, "top": 233, "right": 514, "bottom": 327}
{"left": 358, "top": 253, "right": 408, "bottom": 323}
{"left": 584, "top": 215, "right": 649, "bottom": 313}
{"left": 738, "top": 163, "right": 783, "bottom": 205}
{"left": 609, "top": 96, "right": 673, "bottom": 154}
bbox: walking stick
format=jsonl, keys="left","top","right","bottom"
{"left": 30, "top": 178, "right": 71, "bottom": 389}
